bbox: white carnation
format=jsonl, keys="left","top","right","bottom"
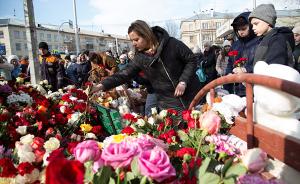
{"left": 16, "top": 126, "right": 27, "bottom": 135}
{"left": 44, "top": 137, "right": 60, "bottom": 152}
{"left": 20, "top": 134, "right": 34, "bottom": 145}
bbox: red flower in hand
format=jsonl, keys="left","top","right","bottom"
{"left": 0, "top": 158, "right": 17, "bottom": 177}
{"left": 121, "top": 126, "right": 135, "bottom": 135}
{"left": 234, "top": 57, "right": 247, "bottom": 67}
{"left": 46, "top": 158, "right": 85, "bottom": 184}
{"left": 228, "top": 50, "right": 238, "bottom": 57}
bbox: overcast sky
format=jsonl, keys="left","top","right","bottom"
{"left": 0, "top": 0, "right": 299, "bottom": 35}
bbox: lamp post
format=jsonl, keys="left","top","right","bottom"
{"left": 72, "top": 0, "right": 80, "bottom": 55}
{"left": 57, "top": 21, "right": 71, "bottom": 52}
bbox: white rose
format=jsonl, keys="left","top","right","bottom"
{"left": 147, "top": 116, "right": 156, "bottom": 125}
{"left": 16, "top": 126, "right": 28, "bottom": 135}
{"left": 20, "top": 134, "right": 34, "bottom": 145}
{"left": 17, "top": 144, "right": 36, "bottom": 163}
{"left": 85, "top": 133, "right": 97, "bottom": 139}
{"left": 159, "top": 110, "right": 168, "bottom": 119}
{"left": 44, "top": 137, "right": 60, "bottom": 152}
{"left": 151, "top": 107, "right": 158, "bottom": 115}
{"left": 60, "top": 106, "right": 66, "bottom": 113}
{"left": 136, "top": 119, "right": 145, "bottom": 127}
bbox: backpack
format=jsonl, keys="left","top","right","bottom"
{"left": 196, "top": 62, "right": 207, "bottom": 82}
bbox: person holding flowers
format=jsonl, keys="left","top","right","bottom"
{"left": 224, "top": 11, "right": 260, "bottom": 96}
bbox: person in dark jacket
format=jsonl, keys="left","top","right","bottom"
{"left": 292, "top": 22, "right": 300, "bottom": 72}
{"left": 249, "top": 4, "right": 295, "bottom": 66}
{"left": 76, "top": 52, "right": 91, "bottom": 87}
{"left": 65, "top": 55, "right": 78, "bottom": 85}
{"left": 202, "top": 42, "right": 217, "bottom": 84}
{"left": 91, "top": 20, "right": 202, "bottom": 111}
{"left": 224, "top": 11, "right": 260, "bottom": 96}
{"left": 38, "top": 42, "right": 64, "bottom": 91}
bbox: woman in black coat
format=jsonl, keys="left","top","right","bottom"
{"left": 92, "top": 20, "right": 202, "bottom": 111}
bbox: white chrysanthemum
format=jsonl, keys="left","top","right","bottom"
{"left": 159, "top": 109, "right": 168, "bottom": 119}
{"left": 44, "top": 137, "right": 60, "bottom": 152}
{"left": 20, "top": 134, "right": 34, "bottom": 145}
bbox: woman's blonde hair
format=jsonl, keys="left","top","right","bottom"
{"left": 128, "top": 20, "right": 158, "bottom": 51}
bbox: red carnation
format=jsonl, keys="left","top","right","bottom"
{"left": 91, "top": 125, "right": 102, "bottom": 135}
{"left": 74, "top": 103, "right": 87, "bottom": 113}
{"left": 121, "top": 126, "right": 135, "bottom": 135}
{"left": 55, "top": 113, "right": 68, "bottom": 124}
{"left": 31, "top": 137, "right": 45, "bottom": 150}
{"left": 46, "top": 148, "right": 65, "bottom": 163}
{"left": 17, "top": 162, "right": 35, "bottom": 176}
{"left": 176, "top": 147, "right": 196, "bottom": 158}
{"left": 67, "top": 142, "right": 79, "bottom": 155}
{"left": 182, "top": 110, "right": 192, "bottom": 121}
{"left": 167, "top": 109, "right": 178, "bottom": 116}
{"left": 228, "top": 50, "right": 238, "bottom": 57}
{"left": 46, "top": 158, "right": 85, "bottom": 184}
{"left": 122, "top": 113, "right": 137, "bottom": 122}
{"left": 157, "top": 122, "right": 165, "bottom": 132}
{"left": 34, "top": 148, "right": 46, "bottom": 163}
{"left": 165, "top": 117, "right": 173, "bottom": 126}
{"left": 0, "top": 158, "right": 17, "bottom": 177}
{"left": 61, "top": 94, "right": 72, "bottom": 103}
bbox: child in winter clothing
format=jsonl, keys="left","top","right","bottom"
{"left": 249, "top": 4, "right": 295, "bottom": 66}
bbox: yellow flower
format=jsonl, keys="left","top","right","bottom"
{"left": 80, "top": 124, "right": 93, "bottom": 133}
{"left": 112, "top": 134, "right": 127, "bottom": 143}
{"left": 98, "top": 142, "right": 104, "bottom": 149}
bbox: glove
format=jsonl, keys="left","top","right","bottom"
{"left": 174, "top": 82, "right": 186, "bottom": 97}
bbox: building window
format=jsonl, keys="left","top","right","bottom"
{"left": 24, "top": 43, "right": 28, "bottom": 51}
{"left": 47, "top": 34, "right": 52, "bottom": 41}
{"left": 14, "top": 30, "right": 20, "bottom": 39}
{"left": 40, "top": 33, "right": 44, "bottom": 40}
{"left": 15, "top": 43, "right": 22, "bottom": 51}
{"left": 86, "top": 44, "right": 94, "bottom": 50}
{"left": 23, "top": 31, "right": 26, "bottom": 39}
{"left": 0, "top": 31, "right": 3, "bottom": 38}
{"left": 202, "top": 23, "right": 208, "bottom": 29}
{"left": 54, "top": 35, "right": 58, "bottom": 42}
{"left": 189, "top": 24, "right": 193, "bottom": 31}
{"left": 216, "top": 22, "right": 221, "bottom": 29}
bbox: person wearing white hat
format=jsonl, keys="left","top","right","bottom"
{"left": 8, "top": 55, "right": 21, "bottom": 80}
{"left": 293, "top": 22, "right": 300, "bottom": 72}
{"left": 0, "top": 56, "right": 13, "bottom": 80}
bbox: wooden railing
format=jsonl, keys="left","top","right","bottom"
{"left": 188, "top": 73, "right": 300, "bottom": 171}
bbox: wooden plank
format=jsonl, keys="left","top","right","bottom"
{"left": 231, "top": 118, "right": 300, "bottom": 171}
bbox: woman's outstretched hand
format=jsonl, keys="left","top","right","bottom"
{"left": 174, "top": 81, "right": 186, "bottom": 97}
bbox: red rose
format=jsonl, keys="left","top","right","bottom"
{"left": 46, "top": 148, "right": 65, "bottom": 163}
{"left": 31, "top": 137, "right": 44, "bottom": 150}
{"left": 46, "top": 158, "right": 85, "bottom": 184}
{"left": 74, "top": 103, "right": 87, "bottom": 113}
{"left": 166, "top": 129, "right": 176, "bottom": 137}
{"left": 187, "top": 119, "right": 198, "bottom": 129}
{"left": 157, "top": 123, "right": 165, "bottom": 132}
{"left": 176, "top": 147, "right": 196, "bottom": 158}
{"left": 61, "top": 94, "right": 72, "bottom": 103}
{"left": 122, "top": 113, "right": 137, "bottom": 122}
{"left": 182, "top": 110, "right": 192, "bottom": 121}
{"left": 91, "top": 125, "right": 102, "bottom": 135}
{"left": 67, "top": 142, "right": 79, "bottom": 155}
{"left": 0, "top": 158, "right": 17, "bottom": 177}
{"left": 165, "top": 117, "right": 173, "bottom": 126}
{"left": 228, "top": 50, "right": 238, "bottom": 57}
{"left": 55, "top": 113, "right": 68, "bottom": 124}
{"left": 17, "top": 162, "right": 35, "bottom": 176}
{"left": 167, "top": 109, "right": 178, "bottom": 116}
{"left": 121, "top": 126, "right": 135, "bottom": 135}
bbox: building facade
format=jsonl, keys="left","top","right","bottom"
{"left": 181, "top": 9, "right": 300, "bottom": 50}
{"left": 0, "top": 18, "right": 131, "bottom": 58}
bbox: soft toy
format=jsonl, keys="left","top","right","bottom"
{"left": 253, "top": 61, "right": 300, "bottom": 139}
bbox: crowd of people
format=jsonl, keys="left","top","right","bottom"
{"left": 1, "top": 3, "right": 300, "bottom": 114}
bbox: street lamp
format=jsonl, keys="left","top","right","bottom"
{"left": 57, "top": 20, "right": 73, "bottom": 52}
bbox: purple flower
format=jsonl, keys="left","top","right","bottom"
{"left": 237, "top": 174, "right": 285, "bottom": 184}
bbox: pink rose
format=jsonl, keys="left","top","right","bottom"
{"left": 242, "top": 148, "right": 268, "bottom": 173}
{"left": 73, "top": 140, "right": 101, "bottom": 163}
{"left": 93, "top": 158, "right": 104, "bottom": 173}
{"left": 101, "top": 141, "right": 139, "bottom": 169}
{"left": 138, "top": 147, "right": 176, "bottom": 182}
{"left": 134, "top": 135, "right": 168, "bottom": 152}
{"left": 199, "top": 111, "right": 221, "bottom": 134}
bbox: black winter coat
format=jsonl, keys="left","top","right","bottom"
{"left": 101, "top": 26, "right": 202, "bottom": 110}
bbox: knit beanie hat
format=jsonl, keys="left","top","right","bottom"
{"left": 249, "top": 4, "right": 277, "bottom": 27}
{"left": 222, "top": 40, "right": 231, "bottom": 47}
{"left": 292, "top": 22, "right": 300, "bottom": 34}
{"left": 38, "top": 42, "right": 49, "bottom": 50}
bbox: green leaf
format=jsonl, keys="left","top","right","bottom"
{"left": 199, "top": 172, "right": 220, "bottom": 184}
{"left": 131, "top": 157, "right": 140, "bottom": 176}
{"left": 84, "top": 161, "right": 94, "bottom": 183}
{"left": 125, "top": 172, "right": 135, "bottom": 181}
{"left": 221, "top": 158, "right": 234, "bottom": 176}
{"left": 140, "top": 176, "right": 148, "bottom": 184}
{"left": 177, "top": 130, "right": 189, "bottom": 141}
{"left": 199, "top": 157, "right": 211, "bottom": 177}
{"left": 93, "top": 166, "right": 113, "bottom": 184}
{"left": 223, "top": 177, "right": 235, "bottom": 184}
{"left": 225, "top": 163, "right": 247, "bottom": 179}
